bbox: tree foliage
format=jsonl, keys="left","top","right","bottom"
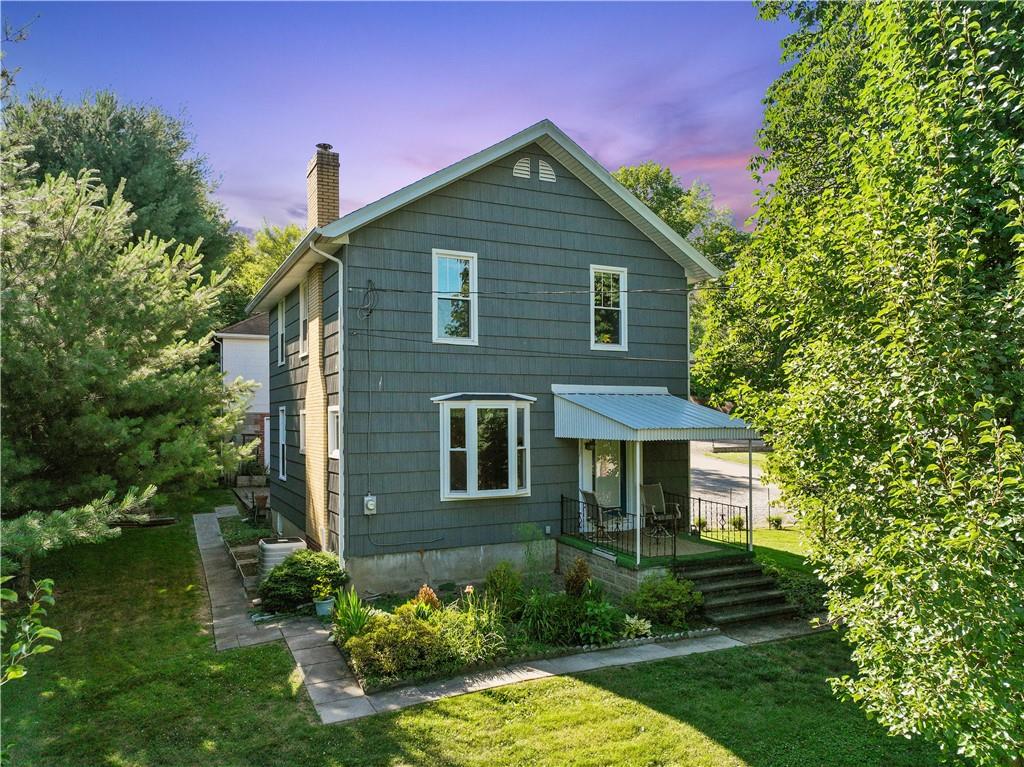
{"left": 0, "top": 148, "right": 252, "bottom": 530}
{"left": 1, "top": 576, "right": 60, "bottom": 686}
{"left": 218, "top": 223, "right": 303, "bottom": 324}
{"left": 3, "top": 92, "right": 233, "bottom": 279}
{"left": 699, "top": 3, "right": 1024, "bottom": 763}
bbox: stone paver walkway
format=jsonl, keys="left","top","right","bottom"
{"left": 195, "top": 507, "right": 814, "bottom": 726}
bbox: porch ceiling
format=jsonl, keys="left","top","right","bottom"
{"left": 551, "top": 385, "right": 758, "bottom": 442}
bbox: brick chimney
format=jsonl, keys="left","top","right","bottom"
{"left": 306, "top": 142, "right": 339, "bottom": 229}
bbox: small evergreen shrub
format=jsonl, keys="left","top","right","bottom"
{"left": 729, "top": 515, "right": 746, "bottom": 531}
{"left": 767, "top": 515, "right": 784, "bottom": 530}
{"left": 564, "top": 556, "right": 591, "bottom": 599}
{"left": 483, "top": 562, "right": 524, "bottom": 619}
{"left": 624, "top": 574, "right": 702, "bottom": 631}
{"left": 258, "top": 550, "right": 348, "bottom": 613}
{"left": 344, "top": 609, "right": 448, "bottom": 684}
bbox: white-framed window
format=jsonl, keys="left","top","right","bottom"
{"left": 277, "top": 406, "right": 287, "bottom": 480}
{"left": 432, "top": 394, "right": 534, "bottom": 501}
{"left": 328, "top": 405, "right": 340, "bottom": 459}
{"left": 276, "top": 300, "right": 285, "bottom": 366}
{"left": 299, "top": 278, "right": 309, "bottom": 358}
{"left": 432, "top": 249, "right": 478, "bottom": 345}
{"left": 590, "top": 265, "right": 627, "bottom": 351}
{"left": 299, "top": 409, "right": 306, "bottom": 454}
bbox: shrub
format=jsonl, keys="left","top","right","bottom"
{"left": 623, "top": 614, "right": 653, "bottom": 639}
{"left": 624, "top": 574, "right": 702, "bottom": 631}
{"left": 759, "top": 559, "right": 827, "bottom": 617}
{"left": 311, "top": 575, "right": 334, "bottom": 602}
{"left": 563, "top": 556, "right": 591, "bottom": 599}
{"left": 258, "top": 550, "right": 348, "bottom": 613}
{"left": 729, "top": 515, "right": 746, "bottom": 531}
{"left": 694, "top": 517, "right": 708, "bottom": 532}
{"left": 433, "top": 600, "right": 506, "bottom": 666}
{"left": 483, "top": 562, "right": 524, "bottom": 619}
{"left": 344, "top": 609, "right": 448, "bottom": 685}
{"left": 767, "top": 515, "right": 784, "bottom": 530}
{"left": 577, "top": 599, "right": 623, "bottom": 646}
{"left": 333, "top": 587, "right": 374, "bottom": 642}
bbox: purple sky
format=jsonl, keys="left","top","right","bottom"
{"left": 5, "top": 2, "right": 791, "bottom": 232}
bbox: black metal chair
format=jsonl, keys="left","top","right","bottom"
{"left": 641, "top": 483, "right": 681, "bottom": 539}
{"left": 580, "top": 489, "right": 626, "bottom": 543}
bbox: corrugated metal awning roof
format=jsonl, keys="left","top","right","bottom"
{"left": 552, "top": 385, "right": 758, "bottom": 442}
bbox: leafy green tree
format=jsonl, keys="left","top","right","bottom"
{"left": 0, "top": 148, "right": 252, "bottom": 576}
{"left": 219, "top": 223, "right": 303, "bottom": 324}
{"left": 1, "top": 576, "right": 60, "bottom": 685}
{"left": 3, "top": 92, "right": 232, "bottom": 278}
{"left": 700, "top": 3, "right": 1024, "bottom": 763}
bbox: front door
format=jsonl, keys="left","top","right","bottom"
{"left": 579, "top": 440, "right": 635, "bottom": 524}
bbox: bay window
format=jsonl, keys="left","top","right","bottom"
{"left": 433, "top": 394, "right": 534, "bottom": 500}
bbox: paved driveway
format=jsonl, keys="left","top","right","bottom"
{"left": 689, "top": 443, "right": 789, "bottom": 528}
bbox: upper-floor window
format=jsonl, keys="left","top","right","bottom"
{"left": 590, "top": 265, "right": 627, "bottom": 351}
{"left": 299, "top": 278, "right": 309, "bottom": 358}
{"left": 432, "top": 249, "right": 478, "bottom": 345}
{"left": 432, "top": 394, "right": 534, "bottom": 500}
{"left": 276, "top": 300, "right": 285, "bottom": 366}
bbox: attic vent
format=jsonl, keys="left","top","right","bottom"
{"left": 538, "top": 159, "right": 556, "bottom": 183}
{"left": 512, "top": 157, "right": 531, "bottom": 179}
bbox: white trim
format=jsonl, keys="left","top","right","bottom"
{"left": 431, "top": 249, "right": 479, "bottom": 346}
{"left": 551, "top": 384, "right": 667, "bottom": 395}
{"left": 263, "top": 416, "right": 271, "bottom": 469}
{"left": 299, "top": 409, "right": 306, "bottom": 454}
{"left": 436, "top": 398, "right": 531, "bottom": 501}
{"left": 328, "top": 405, "right": 340, "bottom": 460}
{"left": 431, "top": 392, "right": 536, "bottom": 403}
{"left": 215, "top": 332, "right": 268, "bottom": 341}
{"left": 277, "top": 406, "right": 287, "bottom": 480}
{"left": 276, "top": 300, "right": 285, "bottom": 366}
{"left": 298, "top": 277, "right": 309, "bottom": 358}
{"left": 589, "top": 264, "right": 628, "bottom": 351}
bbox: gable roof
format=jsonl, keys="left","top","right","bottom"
{"left": 246, "top": 119, "right": 721, "bottom": 314}
{"left": 215, "top": 312, "right": 269, "bottom": 338}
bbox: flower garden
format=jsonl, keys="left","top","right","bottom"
{"left": 256, "top": 549, "right": 706, "bottom": 692}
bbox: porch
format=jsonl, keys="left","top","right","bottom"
{"left": 552, "top": 385, "right": 759, "bottom": 570}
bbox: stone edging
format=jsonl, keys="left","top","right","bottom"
{"left": 340, "top": 625, "right": 721, "bottom": 694}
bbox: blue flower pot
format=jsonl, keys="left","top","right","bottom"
{"left": 314, "top": 597, "right": 335, "bottom": 617}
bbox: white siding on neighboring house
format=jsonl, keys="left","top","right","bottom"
{"left": 220, "top": 337, "right": 269, "bottom": 413}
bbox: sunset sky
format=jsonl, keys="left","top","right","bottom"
{"left": 5, "top": 2, "right": 792, "bottom": 232}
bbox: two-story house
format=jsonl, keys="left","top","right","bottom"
{"left": 245, "top": 120, "right": 756, "bottom": 593}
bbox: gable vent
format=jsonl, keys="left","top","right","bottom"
{"left": 512, "top": 157, "right": 531, "bottom": 179}
{"left": 538, "top": 159, "right": 556, "bottom": 183}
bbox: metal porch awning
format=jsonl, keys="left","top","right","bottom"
{"left": 551, "top": 385, "right": 758, "bottom": 442}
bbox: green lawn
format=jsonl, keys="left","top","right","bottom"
{"left": 701, "top": 450, "right": 770, "bottom": 470}
{"left": 2, "top": 490, "right": 944, "bottom": 767}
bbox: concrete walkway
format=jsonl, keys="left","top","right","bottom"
{"left": 195, "top": 508, "right": 818, "bottom": 726}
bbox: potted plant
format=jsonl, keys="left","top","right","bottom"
{"left": 312, "top": 575, "right": 336, "bottom": 617}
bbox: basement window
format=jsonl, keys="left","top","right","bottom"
{"left": 432, "top": 394, "right": 534, "bottom": 501}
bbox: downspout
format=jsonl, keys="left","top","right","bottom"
{"left": 309, "top": 237, "right": 346, "bottom": 564}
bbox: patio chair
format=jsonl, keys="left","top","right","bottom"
{"left": 641, "top": 483, "right": 681, "bottom": 539}
{"left": 580, "top": 490, "right": 626, "bottom": 543}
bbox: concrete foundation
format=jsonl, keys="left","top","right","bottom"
{"left": 555, "top": 540, "right": 670, "bottom": 600}
{"left": 346, "top": 539, "right": 556, "bottom": 595}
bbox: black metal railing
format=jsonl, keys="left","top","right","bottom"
{"left": 677, "top": 492, "right": 749, "bottom": 547}
{"left": 560, "top": 492, "right": 750, "bottom": 564}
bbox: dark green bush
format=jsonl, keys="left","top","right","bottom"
{"left": 563, "top": 556, "right": 591, "bottom": 599}
{"left": 729, "top": 515, "right": 746, "bottom": 531}
{"left": 624, "top": 574, "right": 702, "bottom": 631}
{"left": 483, "top": 562, "right": 524, "bottom": 619}
{"left": 759, "top": 559, "right": 827, "bottom": 616}
{"left": 577, "top": 599, "right": 624, "bottom": 646}
{"left": 767, "top": 515, "right": 784, "bottom": 530}
{"left": 257, "top": 549, "right": 348, "bottom": 613}
{"left": 520, "top": 590, "right": 580, "bottom": 645}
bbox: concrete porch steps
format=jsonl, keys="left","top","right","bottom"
{"left": 673, "top": 551, "right": 798, "bottom": 626}
{"left": 704, "top": 602, "right": 797, "bottom": 625}
{"left": 703, "top": 588, "right": 786, "bottom": 610}
{"left": 691, "top": 575, "right": 776, "bottom": 596}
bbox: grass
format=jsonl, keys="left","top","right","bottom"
{"left": 2, "top": 490, "right": 945, "bottom": 767}
{"left": 701, "top": 450, "right": 770, "bottom": 470}
{"left": 219, "top": 514, "right": 273, "bottom": 547}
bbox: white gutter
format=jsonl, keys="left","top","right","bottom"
{"left": 308, "top": 238, "right": 346, "bottom": 565}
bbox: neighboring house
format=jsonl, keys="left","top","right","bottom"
{"left": 246, "top": 120, "right": 756, "bottom": 593}
{"left": 214, "top": 313, "right": 270, "bottom": 468}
